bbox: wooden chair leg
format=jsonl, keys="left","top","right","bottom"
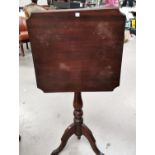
{"left": 26, "top": 42, "right": 29, "bottom": 49}
{"left": 20, "top": 42, "right": 25, "bottom": 56}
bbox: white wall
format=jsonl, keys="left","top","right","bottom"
{"left": 19, "top": 0, "right": 47, "bottom": 6}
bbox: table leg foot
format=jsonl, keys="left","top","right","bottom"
{"left": 51, "top": 123, "right": 75, "bottom": 155}
{"left": 82, "top": 124, "right": 104, "bottom": 155}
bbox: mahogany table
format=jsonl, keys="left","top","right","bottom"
{"left": 27, "top": 7, "right": 125, "bottom": 155}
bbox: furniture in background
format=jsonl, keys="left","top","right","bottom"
{"left": 52, "top": 0, "right": 86, "bottom": 9}
{"left": 19, "top": 16, "right": 29, "bottom": 56}
{"left": 27, "top": 8, "right": 125, "bottom": 155}
{"left": 19, "top": 6, "right": 24, "bottom": 12}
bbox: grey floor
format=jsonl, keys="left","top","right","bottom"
{"left": 19, "top": 38, "right": 136, "bottom": 155}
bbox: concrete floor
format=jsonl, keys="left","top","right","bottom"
{"left": 19, "top": 38, "right": 136, "bottom": 155}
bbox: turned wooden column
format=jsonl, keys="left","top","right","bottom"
{"left": 51, "top": 92, "right": 104, "bottom": 155}
{"left": 73, "top": 92, "right": 83, "bottom": 139}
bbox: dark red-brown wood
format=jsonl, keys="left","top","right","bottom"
{"left": 27, "top": 8, "right": 125, "bottom": 92}
{"left": 51, "top": 92, "right": 104, "bottom": 155}
{"left": 27, "top": 8, "right": 125, "bottom": 155}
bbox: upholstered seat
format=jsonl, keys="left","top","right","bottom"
{"left": 19, "top": 16, "right": 29, "bottom": 56}
{"left": 19, "top": 31, "right": 29, "bottom": 41}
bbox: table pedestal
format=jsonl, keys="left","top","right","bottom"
{"left": 51, "top": 92, "right": 104, "bottom": 155}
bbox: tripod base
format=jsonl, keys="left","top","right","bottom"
{"left": 51, "top": 92, "right": 104, "bottom": 155}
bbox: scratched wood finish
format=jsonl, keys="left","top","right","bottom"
{"left": 27, "top": 8, "right": 125, "bottom": 92}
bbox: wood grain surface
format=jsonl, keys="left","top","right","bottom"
{"left": 27, "top": 8, "right": 126, "bottom": 92}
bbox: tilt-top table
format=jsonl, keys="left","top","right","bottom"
{"left": 27, "top": 7, "right": 125, "bottom": 155}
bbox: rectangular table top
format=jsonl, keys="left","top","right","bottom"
{"left": 27, "top": 8, "right": 125, "bottom": 92}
